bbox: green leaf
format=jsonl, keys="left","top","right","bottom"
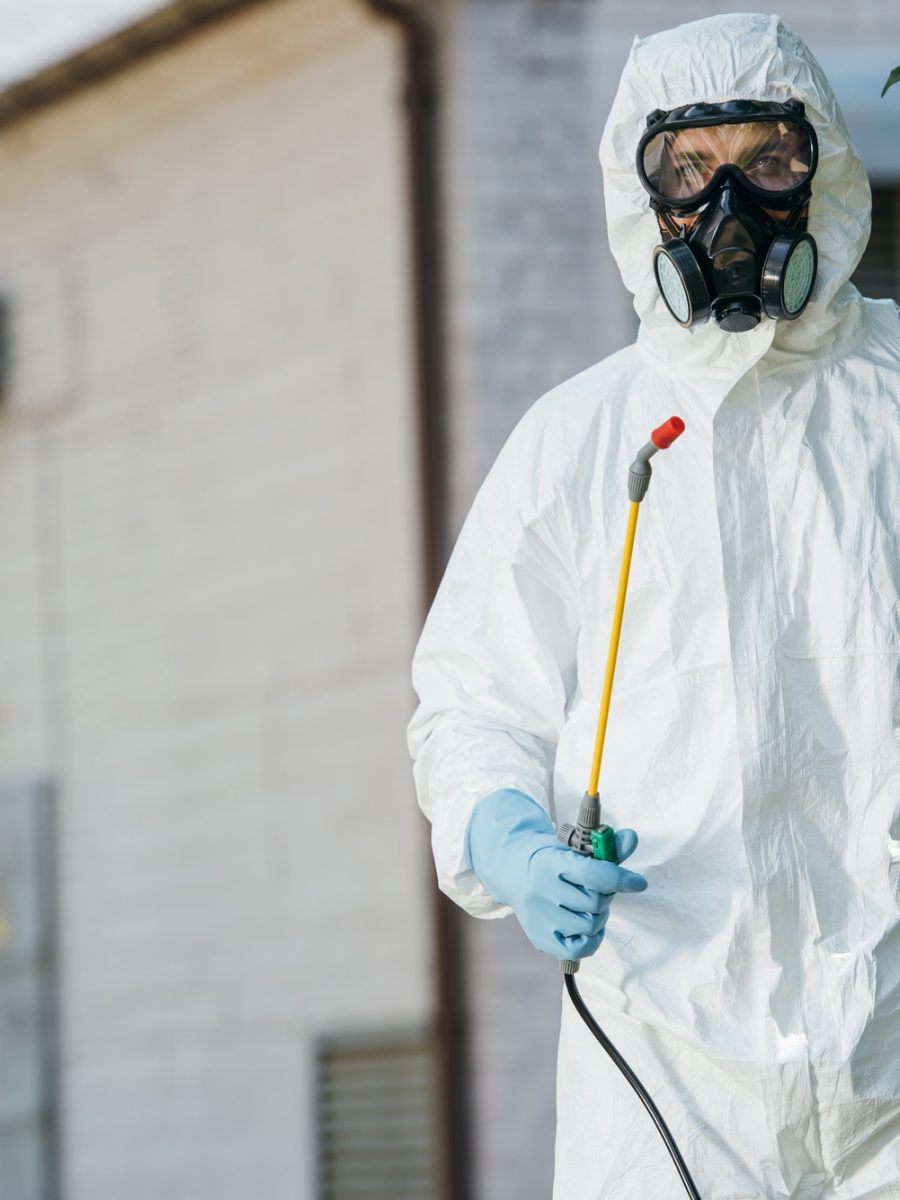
{"left": 882, "top": 66, "right": 900, "bottom": 97}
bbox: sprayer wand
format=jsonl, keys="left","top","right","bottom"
{"left": 557, "top": 414, "right": 685, "bottom": 975}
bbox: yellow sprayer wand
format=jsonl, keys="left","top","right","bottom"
{"left": 557, "top": 415, "right": 685, "bottom": 976}
{"left": 587, "top": 498, "right": 640, "bottom": 797}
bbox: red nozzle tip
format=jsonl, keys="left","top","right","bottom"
{"left": 651, "top": 416, "right": 686, "bottom": 450}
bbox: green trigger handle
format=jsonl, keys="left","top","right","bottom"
{"left": 591, "top": 824, "right": 618, "bottom": 862}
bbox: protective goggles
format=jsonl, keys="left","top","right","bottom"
{"left": 636, "top": 98, "right": 818, "bottom": 211}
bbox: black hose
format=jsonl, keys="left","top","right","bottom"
{"left": 564, "top": 973, "right": 703, "bottom": 1200}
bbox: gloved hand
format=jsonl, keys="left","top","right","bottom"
{"left": 465, "top": 787, "right": 647, "bottom": 961}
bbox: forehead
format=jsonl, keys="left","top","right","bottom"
{"left": 669, "top": 124, "right": 773, "bottom": 157}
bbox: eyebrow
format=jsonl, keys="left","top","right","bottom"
{"left": 671, "top": 137, "right": 782, "bottom": 166}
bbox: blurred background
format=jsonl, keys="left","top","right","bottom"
{"left": 0, "top": 1, "right": 897, "bottom": 1198}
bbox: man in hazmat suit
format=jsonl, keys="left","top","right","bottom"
{"left": 407, "top": 13, "right": 900, "bottom": 1199}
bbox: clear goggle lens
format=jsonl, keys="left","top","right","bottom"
{"left": 642, "top": 119, "right": 814, "bottom": 202}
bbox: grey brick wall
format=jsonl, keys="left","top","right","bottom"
{"left": 438, "top": 0, "right": 635, "bottom": 535}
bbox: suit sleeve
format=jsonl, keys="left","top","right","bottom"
{"left": 406, "top": 420, "right": 580, "bottom": 917}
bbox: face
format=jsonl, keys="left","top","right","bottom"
{"left": 656, "top": 121, "right": 811, "bottom": 199}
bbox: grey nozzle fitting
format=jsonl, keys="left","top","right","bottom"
{"left": 558, "top": 822, "right": 576, "bottom": 847}
{"left": 576, "top": 791, "right": 600, "bottom": 834}
{"left": 557, "top": 793, "right": 601, "bottom": 856}
{"left": 627, "top": 439, "right": 660, "bottom": 503}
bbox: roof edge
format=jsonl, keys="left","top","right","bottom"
{"left": 0, "top": 0, "right": 276, "bottom": 130}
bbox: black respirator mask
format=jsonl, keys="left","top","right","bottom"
{"left": 636, "top": 98, "right": 819, "bottom": 332}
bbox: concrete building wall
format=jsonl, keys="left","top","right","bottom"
{"left": 0, "top": 1, "right": 431, "bottom": 1196}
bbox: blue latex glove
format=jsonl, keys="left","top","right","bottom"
{"left": 465, "top": 788, "right": 647, "bottom": 961}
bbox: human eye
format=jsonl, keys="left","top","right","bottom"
{"left": 746, "top": 143, "right": 793, "bottom": 176}
{"left": 672, "top": 155, "right": 706, "bottom": 178}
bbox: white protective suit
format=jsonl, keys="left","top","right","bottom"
{"left": 407, "top": 14, "right": 900, "bottom": 1200}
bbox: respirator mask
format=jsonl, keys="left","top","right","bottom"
{"left": 636, "top": 98, "right": 819, "bottom": 332}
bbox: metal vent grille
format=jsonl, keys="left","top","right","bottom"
{"left": 315, "top": 1028, "right": 440, "bottom": 1200}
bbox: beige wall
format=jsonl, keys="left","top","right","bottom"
{"left": 0, "top": 1, "right": 431, "bottom": 1195}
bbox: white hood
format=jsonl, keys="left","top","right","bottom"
{"left": 599, "top": 13, "right": 872, "bottom": 376}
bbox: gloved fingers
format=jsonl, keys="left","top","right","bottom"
{"left": 553, "top": 930, "right": 604, "bottom": 960}
{"left": 561, "top": 855, "right": 648, "bottom": 896}
{"left": 517, "top": 896, "right": 607, "bottom": 959}
{"left": 614, "top": 828, "right": 639, "bottom": 863}
{"left": 558, "top": 905, "right": 608, "bottom": 939}
{"left": 556, "top": 878, "right": 611, "bottom": 916}
{"left": 520, "top": 919, "right": 591, "bottom": 961}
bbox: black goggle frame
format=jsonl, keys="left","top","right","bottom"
{"left": 636, "top": 98, "right": 819, "bottom": 214}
